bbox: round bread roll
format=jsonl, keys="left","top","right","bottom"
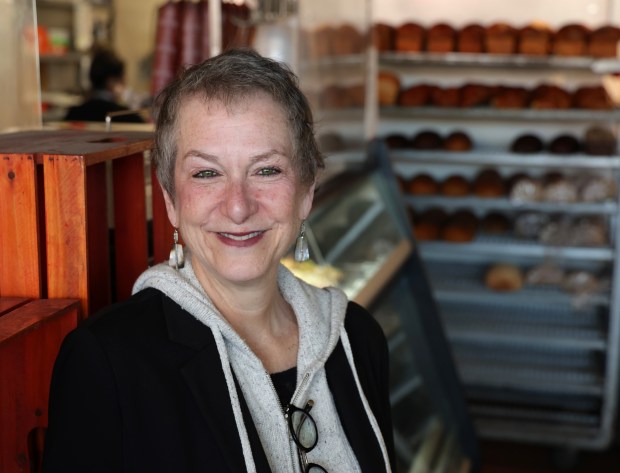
{"left": 413, "top": 208, "right": 447, "bottom": 241}
{"left": 430, "top": 86, "right": 461, "bottom": 107}
{"left": 578, "top": 175, "right": 617, "bottom": 202}
{"left": 525, "top": 262, "right": 565, "bottom": 286}
{"left": 485, "top": 264, "right": 524, "bottom": 291}
{"left": 510, "top": 133, "right": 544, "bottom": 153}
{"left": 459, "top": 83, "right": 494, "bottom": 107}
{"left": 562, "top": 270, "right": 599, "bottom": 294}
{"left": 398, "top": 84, "right": 435, "bottom": 107}
{"left": 542, "top": 172, "right": 578, "bottom": 203}
{"left": 514, "top": 212, "right": 550, "bottom": 239}
{"left": 407, "top": 174, "right": 438, "bottom": 195}
{"left": 440, "top": 175, "right": 471, "bottom": 196}
{"left": 573, "top": 85, "right": 613, "bottom": 110}
{"left": 481, "top": 212, "right": 512, "bottom": 235}
{"left": 384, "top": 133, "right": 410, "bottom": 149}
{"left": 473, "top": 169, "right": 505, "bottom": 198}
{"left": 509, "top": 174, "right": 543, "bottom": 202}
{"left": 529, "top": 84, "right": 572, "bottom": 109}
{"left": 443, "top": 131, "right": 473, "bottom": 151}
{"left": 548, "top": 134, "right": 581, "bottom": 154}
{"left": 412, "top": 130, "right": 443, "bottom": 150}
{"left": 584, "top": 126, "right": 617, "bottom": 156}
{"left": 440, "top": 210, "right": 478, "bottom": 242}
{"left": 492, "top": 86, "right": 529, "bottom": 109}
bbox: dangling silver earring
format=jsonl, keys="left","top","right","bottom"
{"left": 294, "top": 220, "right": 310, "bottom": 262}
{"left": 168, "top": 228, "right": 185, "bottom": 269}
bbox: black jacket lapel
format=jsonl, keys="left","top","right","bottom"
{"left": 326, "top": 341, "right": 386, "bottom": 473}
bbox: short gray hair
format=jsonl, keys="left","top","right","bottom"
{"left": 153, "top": 48, "right": 325, "bottom": 200}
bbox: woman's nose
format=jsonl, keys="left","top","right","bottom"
{"left": 224, "top": 180, "right": 257, "bottom": 223}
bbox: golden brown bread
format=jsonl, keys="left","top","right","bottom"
{"left": 443, "top": 131, "right": 473, "bottom": 151}
{"left": 407, "top": 174, "right": 438, "bottom": 195}
{"left": 440, "top": 175, "right": 471, "bottom": 196}
{"left": 398, "top": 84, "right": 436, "bottom": 106}
{"left": 485, "top": 264, "right": 524, "bottom": 292}
{"left": 427, "top": 23, "right": 456, "bottom": 52}
{"left": 529, "top": 84, "right": 572, "bottom": 109}
{"left": 458, "top": 24, "right": 486, "bottom": 53}
{"left": 473, "top": 169, "right": 505, "bottom": 197}
{"left": 572, "top": 85, "right": 613, "bottom": 110}
{"left": 372, "top": 23, "right": 395, "bottom": 51}
{"left": 395, "top": 22, "right": 425, "bottom": 52}
{"left": 430, "top": 86, "right": 461, "bottom": 107}
{"left": 332, "top": 24, "right": 365, "bottom": 55}
{"left": 485, "top": 23, "right": 517, "bottom": 54}
{"left": 377, "top": 71, "right": 400, "bottom": 106}
{"left": 440, "top": 210, "right": 478, "bottom": 243}
{"left": 552, "top": 23, "right": 590, "bottom": 56}
{"left": 518, "top": 23, "right": 553, "bottom": 55}
{"left": 588, "top": 25, "right": 620, "bottom": 57}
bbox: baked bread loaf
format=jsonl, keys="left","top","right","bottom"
{"left": 440, "top": 175, "right": 471, "bottom": 196}
{"left": 412, "top": 130, "right": 443, "bottom": 149}
{"left": 510, "top": 133, "right": 544, "bottom": 153}
{"left": 308, "top": 25, "right": 335, "bottom": 57}
{"left": 525, "top": 262, "right": 565, "bottom": 286}
{"left": 518, "top": 23, "right": 553, "bottom": 55}
{"left": 572, "top": 85, "right": 613, "bottom": 110}
{"left": 588, "top": 25, "right": 620, "bottom": 57}
{"left": 485, "top": 264, "right": 524, "bottom": 291}
{"left": 459, "top": 83, "right": 495, "bottom": 107}
{"left": 372, "top": 23, "right": 395, "bottom": 51}
{"left": 492, "top": 86, "right": 529, "bottom": 108}
{"left": 481, "top": 212, "right": 512, "bottom": 235}
{"left": 485, "top": 23, "right": 517, "bottom": 54}
{"left": 332, "top": 24, "right": 364, "bottom": 55}
{"left": 473, "top": 169, "right": 505, "bottom": 197}
{"left": 413, "top": 208, "right": 447, "bottom": 241}
{"left": 395, "top": 22, "right": 426, "bottom": 52}
{"left": 548, "top": 134, "right": 581, "bottom": 154}
{"left": 440, "top": 210, "right": 478, "bottom": 242}
{"left": 514, "top": 212, "right": 550, "bottom": 239}
{"left": 552, "top": 24, "right": 590, "bottom": 56}
{"left": 398, "top": 84, "right": 436, "bottom": 106}
{"left": 427, "top": 23, "right": 456, "bottom": 52}
{"left": 584, "top": 126, "right": 617, "bottom": 155}
{"left": 578, "top": 175, "right": 618, "bottom": 202}
{"left": 509, "top": 174, "right": 543, "bottom": 202}
{"left": 407, "top": 173, "right": 438, "bottom": 195}
{"left": 542, "top": 172, "right": 578, "bottom": 203}
{"left": 430, "top": 86, "right": 461, "bottom": 107}
{"left": 529, "top": 84, "right": 572, "bottom": 109}
{"left": 458, "top": 24, "right": 485, "bottom": 53}
{"left": 384, "top": 133, "right": 410, "bottom": 149}
{"left": 443, "top": 130, "right": 473, "bottom": 151}
{"left": 378, "top": 71, "right": 400, "bottom": 106}
{"left": 568, "top": 217, "right": 608, "bottom": 246}
{"left": 319, "top": 85, "right": 348, "bottom": 108}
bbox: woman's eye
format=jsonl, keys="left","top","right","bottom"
{"left": 193, "top": 169, "right": 219, "bottom": 178}
{"left": 257, "top": 167, "right": 281, "bottom": 176}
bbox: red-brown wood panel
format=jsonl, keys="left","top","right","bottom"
{"left": 112, "top": 152, "right": 148, "bottom": 301}
{"left": 0, "top": 154, "right": 43, "bottom": 298}
{"left": 86, "top": 162, "right": 111, "bottom": 314}
{"left": 0, "top": 298, "right": 79, "bottom": 473}
{"left": 43, "top": 155, "right": 89, "bottom": 316}
{"left": 0, "top": 298, "right": 30, "bottom": 317}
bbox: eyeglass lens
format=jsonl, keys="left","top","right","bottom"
{"left": 291, "top": 410, "right": 318, "bottom": 450}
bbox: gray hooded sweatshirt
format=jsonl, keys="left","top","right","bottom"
{"left": 132, "top": 258, "right": 392, "bottom": 473}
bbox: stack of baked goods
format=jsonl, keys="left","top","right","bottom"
{"left": 370, "top": 21, "right": 620, "bottom": 58}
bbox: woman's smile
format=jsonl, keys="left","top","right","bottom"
{"left": 217, "top": 230, "right": 265, "bottom": 246}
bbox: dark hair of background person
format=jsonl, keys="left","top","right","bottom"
{"left": 64, "top": 46, "right": 144, "bottom": 124}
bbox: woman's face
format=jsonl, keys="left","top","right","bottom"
{"left": 163, "top": 93, "right": 314, "bottom": 288}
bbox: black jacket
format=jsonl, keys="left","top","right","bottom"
{"left": 42, "top": 288, "right": 395, "bottom": 472}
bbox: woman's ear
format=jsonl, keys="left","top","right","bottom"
{"left": 161, "top": 184, "right": 178, "bottom": 228}
{"left": 300, "top": 182, "right": 316, "bottom": 220}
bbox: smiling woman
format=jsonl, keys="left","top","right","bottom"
{"left": 42, "top": 48, "right": 396, "bottom": 473}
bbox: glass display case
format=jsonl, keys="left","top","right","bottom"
{"left": 286, "top": 141, "right": 480, "bottom": 472}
